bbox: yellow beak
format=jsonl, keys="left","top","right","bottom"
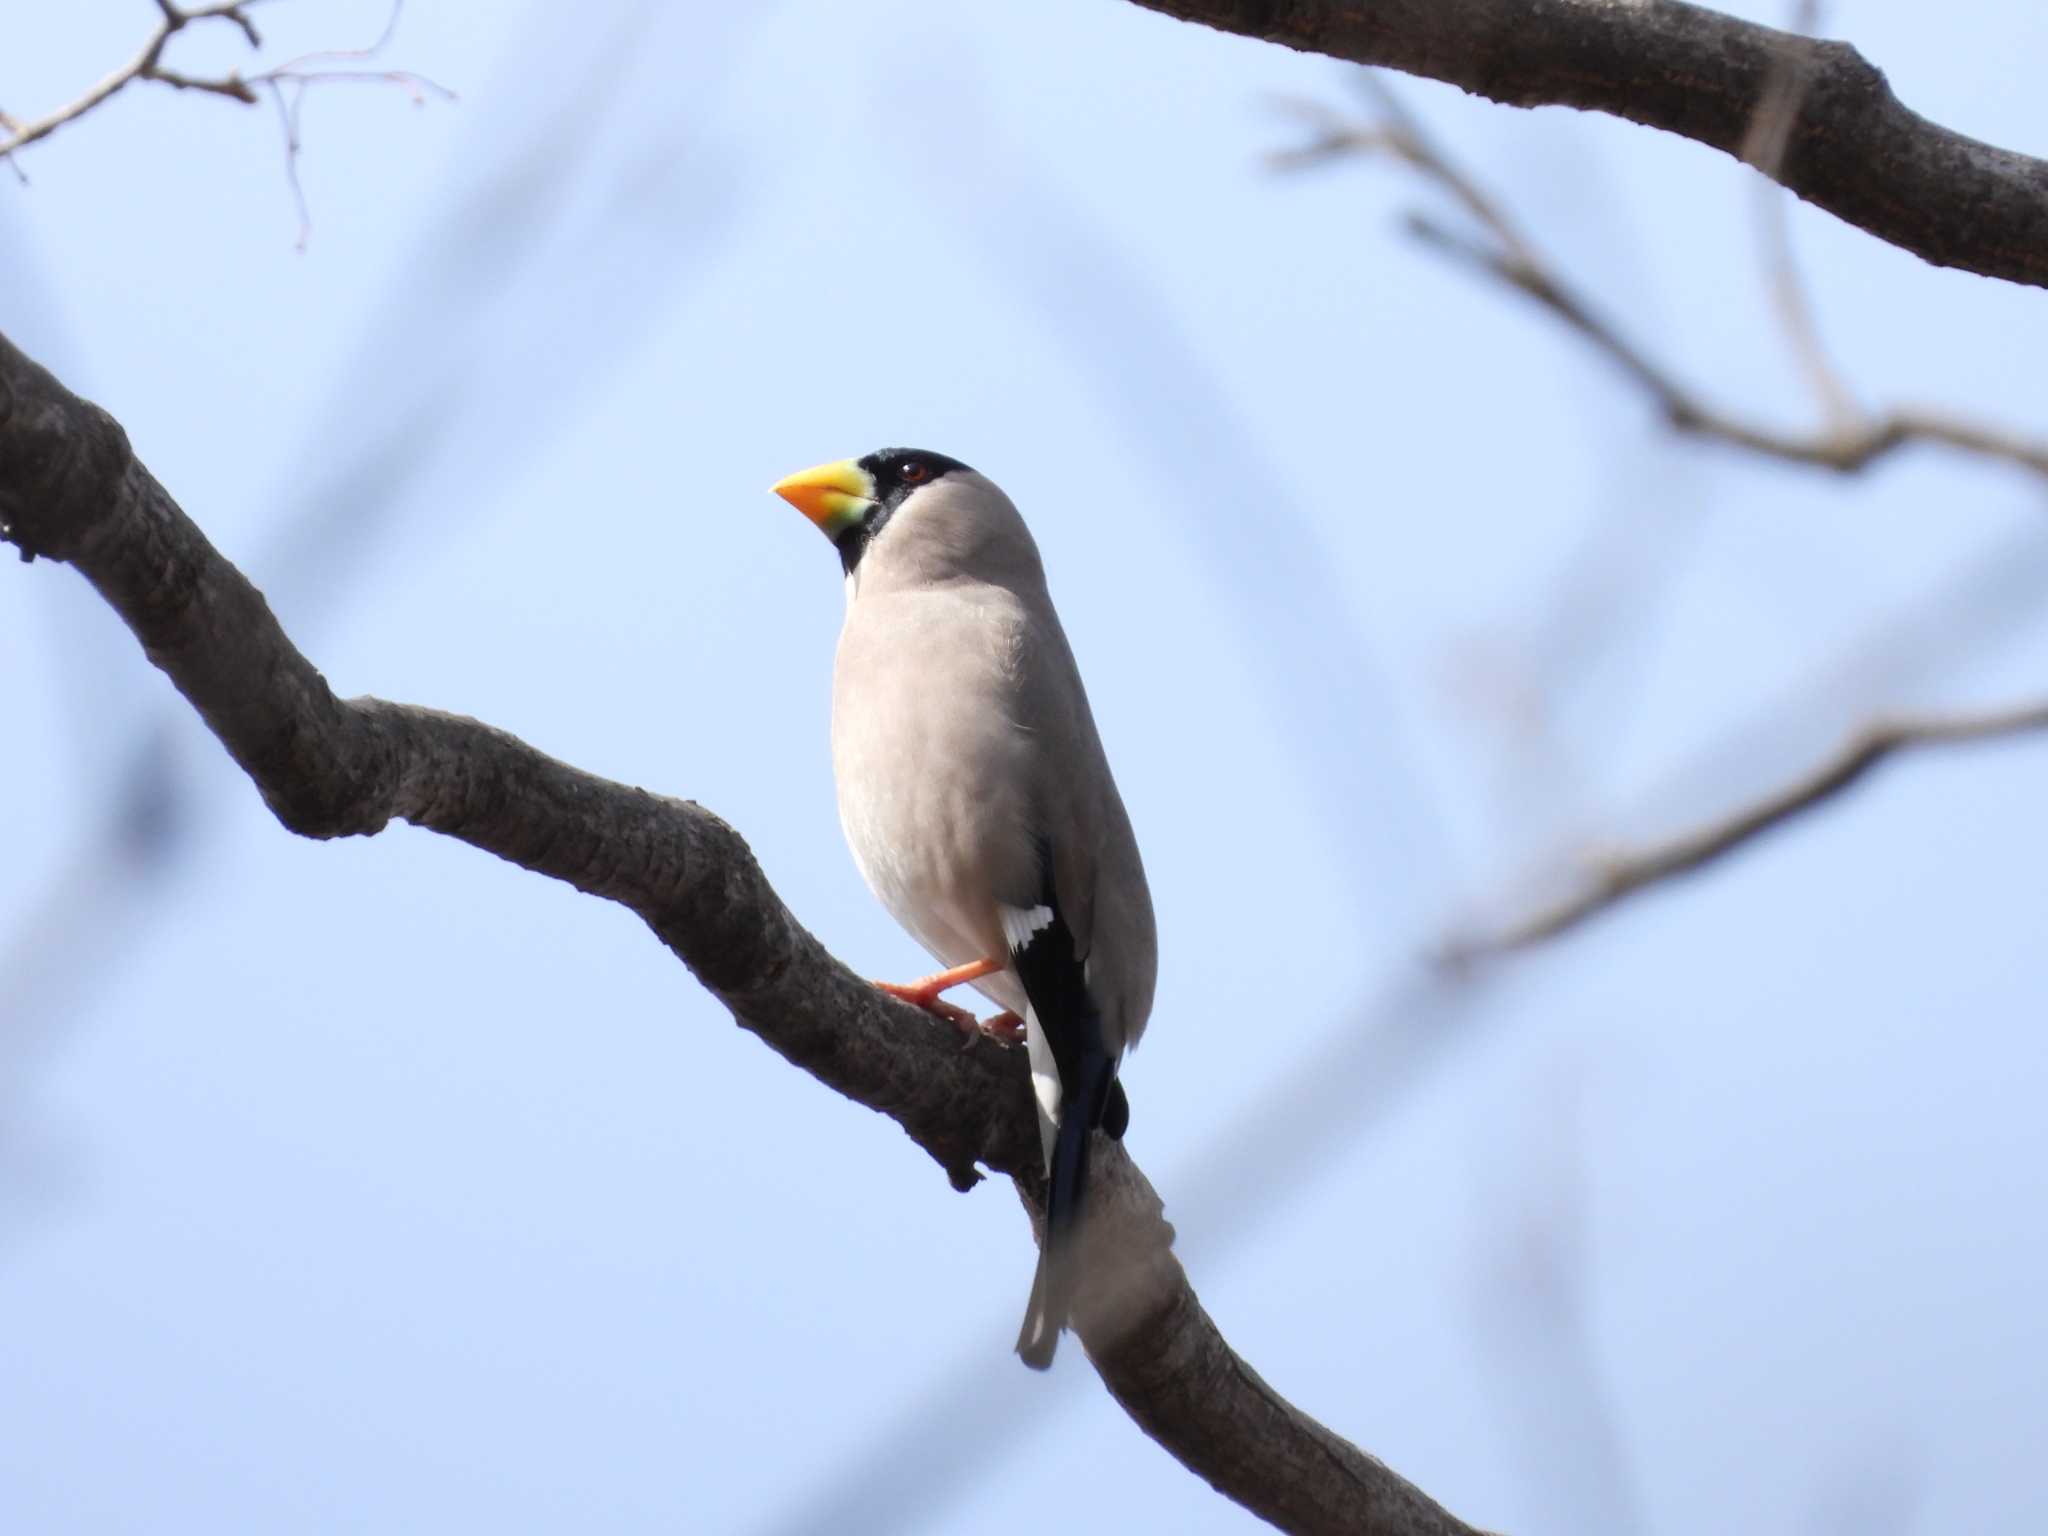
{"left": 771, "top": 458, "right": 876, "bottom": 538}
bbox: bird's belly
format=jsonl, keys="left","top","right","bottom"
{"left": 833, "top": 722, "right": 1033, "bottom": 1014}
{"left": 839, "top": 773, "right": 1003, "bottom": 956}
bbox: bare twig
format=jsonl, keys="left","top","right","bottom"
{"left": 0, "top": 0, "right": 452, "bottom": 208}
{"left": 2, "top": 1, "right": 272, "bottom": 156}
{"left": 1270, "top": 87, "right": 2048, "bottom": 484}
{"left": 0, "top": 331, "right": 1487, "bottom": 1536}
{"left": 1270, "top": 78, "right": 1538, "bottom": 268}
{"left": 1741, "top": 0, "right": 1859, "bottom": 432}
{"left": 1444, "top": 700, "right": 2048, "bottom": 961}
{"left": 251, "top": 0, "right": 451, "bottom": 245}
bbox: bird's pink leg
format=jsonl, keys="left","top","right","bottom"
{"left": 874, "top": 956, "right": 1010, "bottom": 1045}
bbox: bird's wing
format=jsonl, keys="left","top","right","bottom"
{"left": 1013, "top": 607, "right": 1157, "bottom": 1056}
{"left": 1002, "top": 623, "right": 1152, "bottom": 1368}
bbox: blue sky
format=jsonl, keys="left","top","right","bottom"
{"left": 4, "top": 2, "right": 2048, "bottom": 1532}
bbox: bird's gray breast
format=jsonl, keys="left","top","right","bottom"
{"left": 831, "top": 584, "right": 1042, "bottom": 979}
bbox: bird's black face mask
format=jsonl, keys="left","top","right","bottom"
{"left": 835, "top": 449, "right": 974, "bottom": 575}
{"left": 770, "top": 448, "right": 973, "bottom": 574}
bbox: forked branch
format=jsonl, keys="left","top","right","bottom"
{"left": 1444, "top": 703, "right": 2048, "bottom": 962}
{"left": 1270, "top": 82, "right": 2048, "bottom": 484}
{"left": 1, "top": 0, "right": 451, "bottom": 236}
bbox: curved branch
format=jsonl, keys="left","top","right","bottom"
{"left": 1445, "top": 702, "right": 2048, "bottom": 961}
{"left": 1132, "top": 0, "right": 2048, "bottom": 289}
{"left": 0, "top": 330, "right": 1483, "bottom": 1536}
{"left": 1269, "top": 85, "right": 2048, "bottom": 484}
{"left": 1400, "top": 213, "right": 2048, "bottom": 480}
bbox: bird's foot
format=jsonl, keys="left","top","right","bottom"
{"left": 980, "top": 1011, "right": 1027, "bottom": 1047}
{"left": 874, "top": 978, "right": 982, "bottom": 1037}
{"left": 874, "top": 957, "right": 1010, "bottom": 1048}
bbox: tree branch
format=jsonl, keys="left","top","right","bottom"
{"left": 1444, "top": 701, "right": 2048, "bottom": 961}
{"left": 0, "top": 0, "right": 450, "bottom": 188}
{"left": 0, "top": 330, "right": 1484, "bottom": 1536}
{"left": 1739, "top": 0, "right": 1860, "bottom": 435}
{"left": 1269, "top": 83, "right": 2048, "bottom": 484}
{"left": 4, "top": 2, "right": 271, "bottom": 156}
{"left": 1135, "top": 0, "right": 2048, "bottom": 290}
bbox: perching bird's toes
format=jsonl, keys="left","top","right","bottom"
{"left": 981, "top": 1010, "right": 1027, "bottom": 1047}
{"left": 872, "top": 955, "right": 1008, "bottom": 1041}
{"left": 873, "top": 978, "right": 983, "bottom": 1037}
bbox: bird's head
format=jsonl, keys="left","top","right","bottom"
{"left": 771, "top": 448, "right": 975, "bottom": 578}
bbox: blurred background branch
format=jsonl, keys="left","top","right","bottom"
{"left": 1267, "top": 58, "right": 2048, "bottom": 966}
{"left": 1445, "top": 698, "right": 2048, "bottom": 961}
{"left": 1270, "top": 78, "right": 2048, "bottom": 483}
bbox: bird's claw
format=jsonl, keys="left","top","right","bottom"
{"left": 980, "top": 1011, "right": 1027, "bottom": 1047}
{"left": 872, "top": 982, "right": 1025, "bottom": 1051}
{"left": 874, "top": 979, "right": 982, "bottom": 1037}
{"left": 955, "top": 1010, "right": 1026, "bottom": 1052}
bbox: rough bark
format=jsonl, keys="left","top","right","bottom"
{"left": 1128, "top": 0, "right": 2048, "bottom": 289}
{"left": 0, "top": 330, "right": 1485, "bottom": 1535}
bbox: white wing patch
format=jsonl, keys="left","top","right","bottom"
{"left": 1003, "top": 904, "right": 1062, "bottom": 1169}
{"left": 1024, "top": 1004, "right": 1061, "bottom": 1170}
{"left": 1000, "top": 903, "right": 1055, "bottom": 952}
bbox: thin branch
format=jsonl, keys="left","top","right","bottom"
{"left": 1, "top": 1, "right": 269, "bottom": 155}
{"left": 1270, "top": 90, "right": 2048, "bottom": 484}
{"left": 0, "top": 0, "right": 449, "bottom": 171}
{"left": 0, "top": 332, "right": 1486, "bottom": 1536}
{"left": 1136, "top": 0, "right": 2048, "bottom": 289}
{"left": 1444, "top": 701, "right": 2048, "bottom": 961}
{"left": 1740, "top": 0, "right": 1859, "bottom": 432}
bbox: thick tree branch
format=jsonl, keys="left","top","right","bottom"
{"left": 1135, "top": 0, "right": 2048, "bottom": 290}
{"left": 1445, "top": 701, "right": 2048, "bottom": 961}
{"left": 0, "top": 330, "right": 1483, "bottom": 1536}
{"left": 1271, "top": 83, "right": 2048, "bottom": 483}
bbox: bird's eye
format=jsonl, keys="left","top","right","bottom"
{"left": 899, "top": 459, "right": 930, "bottom": 485}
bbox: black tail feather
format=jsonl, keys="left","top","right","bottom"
{"left": 1015, "top": 1042, "right": 1114, "bottom": 1369}
{"left": 1008, "top": 846, "right": 1124, "bottom": 1370}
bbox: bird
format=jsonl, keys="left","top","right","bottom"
{"left": 771, "top": 448, "right": 1156, "bottom": 1368}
